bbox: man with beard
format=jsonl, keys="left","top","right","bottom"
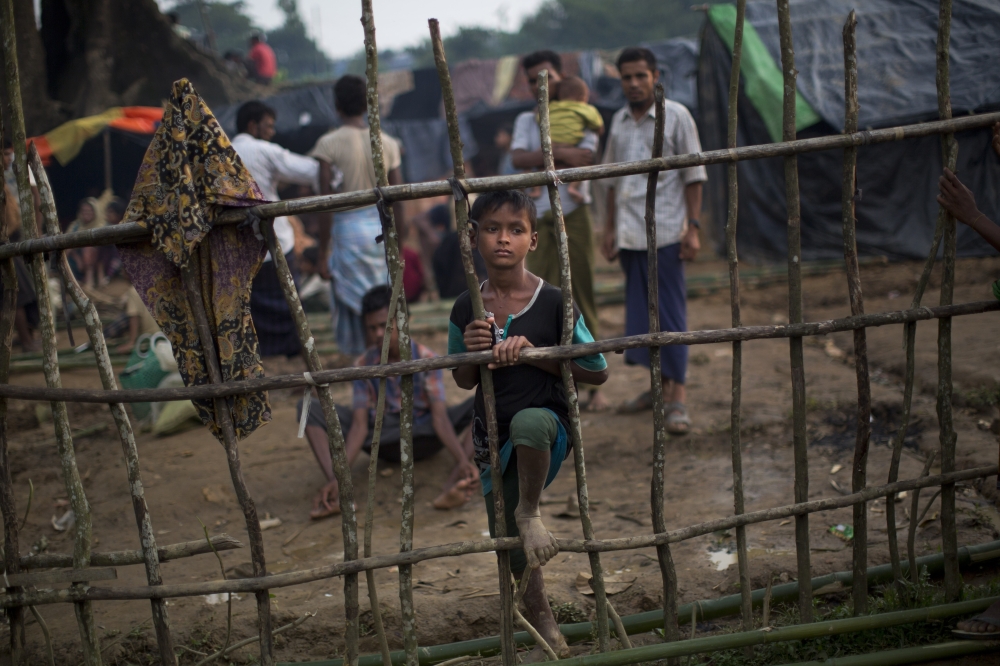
{"left": 601, "top": 47, "right": 706, "bottom": 433}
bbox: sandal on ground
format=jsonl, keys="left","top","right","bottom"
{"left": 617, "top": 390, "right": 653, "bottom": 414}
{"left": 952, "top": 600, "right": 1000, "bottom": 639}
{"left": 665, "top": 402, "right": 691, "bottom": 435}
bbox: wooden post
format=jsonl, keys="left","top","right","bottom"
{"left": 28, "top": 145, "right": 176, "bottom": 664}
{"left": 638, "top": 84, "right": 681, "bottom": 648}
{"left": 536, "top": 69, "right": 611, "bottom": 652}
{"left": 179, "top": 247, "right": 274, "bottom": 666}
{"left": 934, "top": 0, "right": 960, "bottom": 603}
{"left": 1, "top": 1, "right": 104, "bottom": 660}
{"left": 839, "top": 11, "right": 872, "bottom": 616}
{"left": 0, "top": 100, "right": 26, "bottom": 666}
{"left": 776, "top": 0, "right": 812, "bottom": 623}
{"left": 360, "top": 4, "right": 417, "bottom": 663}
{"left": 724, "top": 0, "right": 753, "bottom": 634}
{"left": 429, "top": 18, "right": 517, "bottom": 666}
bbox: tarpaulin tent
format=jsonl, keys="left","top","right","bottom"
{"left": 28, "top": 107, "right": 161, "bottom": 226}
{"left": 698, "top": 0, "right": 1000, "bottom": 262}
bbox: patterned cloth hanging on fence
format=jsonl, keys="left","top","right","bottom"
{"left": 118, "top": 78, "right": 272, "bottom": 442}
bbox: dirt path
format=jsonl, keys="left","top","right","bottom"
{"left": 3, "top": 257, "right": 999, "bottom": 664}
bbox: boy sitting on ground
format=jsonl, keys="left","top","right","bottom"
{"left": 298, "top": 285, "right": 479, "bottom": 519}
{"left": 449, "top": 190, "right": 609, "bottom": 660}
{"left": 547, "top": 76, "right": 604, "bottom": 204}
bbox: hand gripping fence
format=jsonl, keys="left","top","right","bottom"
{"left": 1, "top": 1, "right": 999, "bottom": 664}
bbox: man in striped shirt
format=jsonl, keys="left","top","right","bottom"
{"left": 601, "top": 47, "right": 707, "bottom": 433}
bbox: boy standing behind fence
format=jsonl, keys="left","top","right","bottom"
{"left": 449, "top": 190, "right": 609, "bottom": 659}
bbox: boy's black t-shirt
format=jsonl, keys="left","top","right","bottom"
{"left": 448, "top": 279, "right": 606, "bottom": 473}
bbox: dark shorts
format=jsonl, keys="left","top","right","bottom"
{"left": 297, "top": 395, "right": 475, "bottom": 463}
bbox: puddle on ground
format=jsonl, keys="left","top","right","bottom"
{"left": 708, "top": 550, "right": 737, "bottom": 571}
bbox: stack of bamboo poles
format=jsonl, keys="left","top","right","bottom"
{"left": 0, "top": 0, "right": 997, "bottom": 664}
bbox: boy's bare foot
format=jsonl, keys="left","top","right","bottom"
{"left": 433, "top": 478, "right": 475, "bottom": 510}
{"left": 515, "top": 508, "right": 558, "bottom": 569}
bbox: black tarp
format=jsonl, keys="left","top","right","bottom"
{"left": 698, "top": 0, "right": 1000, "bottom": 262}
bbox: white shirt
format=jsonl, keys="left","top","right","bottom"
{"left": 510, "top": 111, "right": 599, "bottom": 217}
{"left": 231, "top": 133, "right": 320, "bottom": 262}
{"left": 603, "top": 101, "right": 707, "bottom": 250}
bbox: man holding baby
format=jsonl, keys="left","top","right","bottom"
{"left": 511, "top": 50, "right": 607, "bottom": 411}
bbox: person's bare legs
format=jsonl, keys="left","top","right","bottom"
{"left": 518, "top": 567, "right": 570, "bottom": 661}
{"left": 305, "top": 424, "right": 340, "bottom": 518}
{"left": 14, "top": 307, "right": 38, "bottom": 352}
{"left": 513, "top": 446, "right": 558, "bottom": 569}
{"left": 433, "top": 427, "right": 477, "bottom": 510}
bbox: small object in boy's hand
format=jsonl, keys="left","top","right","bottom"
{"left": 484, "top": 311, "right": 500, "bottom": 347}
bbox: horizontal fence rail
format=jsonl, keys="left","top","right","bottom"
{"left": 1, "top": 299, "right": 996, "bottom": 404}
{"left": 0, "top": 111, "right": 997, "bottom": 262}
{"left": 0, "top": 464, "right": 993, "bottom": 610}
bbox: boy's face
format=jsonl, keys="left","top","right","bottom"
{"left": 363, "top": 307, "right": 398, "bottom": 351}
{"left": 473, "top": 204, "right": 537, "bottom": 269}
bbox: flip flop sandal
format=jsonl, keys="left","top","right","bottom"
{"left": 665, "top": 402, "right": 692, "bottom": 435}
{"left": 952, "top": 603, "right": 1000, "bottom": 639}
{"left": 617, "top": 390, "right": 653, "bottom": 414}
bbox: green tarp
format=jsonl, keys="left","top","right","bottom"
{"left": 707, "top": 3, "right": 820, "bottom": 142}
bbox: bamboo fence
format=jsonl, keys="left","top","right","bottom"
{"left": 0, "top": 0, "right": 998, "bottom": 664}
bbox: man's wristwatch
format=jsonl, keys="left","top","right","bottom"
{"left": 688, "top": 219, "right": 701, "bottom": 230}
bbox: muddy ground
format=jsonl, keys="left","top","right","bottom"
{"left": 2, "top": 256, "right": 999, "bottom": 665}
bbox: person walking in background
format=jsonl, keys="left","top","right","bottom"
{"left": 231, "top": 100, "right": 320, "bottom": 357}
{"left": 247, "top": 31, "right": 277, "bottom": 85}
{"left": 601, "top": 47, "right": 706, "bottom": 433}
{"left": 308, "top": 74, "right": 401, "bottom": 356}
{"left": 511, "top": 50, "right": 607, "bottom": 411}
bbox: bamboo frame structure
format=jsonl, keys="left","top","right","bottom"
{"left": 0, "top": 1, "right": 995, "bottom": 664}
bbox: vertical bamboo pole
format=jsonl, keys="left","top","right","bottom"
{"left": 776, "top": 0, "right": 812, "bottom": 623}
{"left": 361, "top": 270, "right": 405, "bottom": 666}
{"left": 179, "top": 249, "right": 274, "bottom": 666}
{"left": 360, "top": 4, "right": 417, "bottom": 663}
{"left": 636, "top": 84, "right": 681, "bottom": 648}
{"left": 724, "top": 0, "right": 752, "bottom": 634}
{"left": 28, "top": 145, "right": 176, "bottom": 664}
{"left": 0, "top": 108, "right": 26, "bottom": 666}
{"left": 839, "top": 11, "right": 872, "bottom": 616}
{"left": 536, "top": 69, "right": 611, "bottom": 652}
{"left": 428, "top": 19, "right": 517, "bottom": 666}
{"left": 934, "top": 0, "right": 960, "bottom": 603}
{"left": 1, "top": 3, "right": 103, "bottom": 660}
{"left": 263, "top": 228, "right": 362, "bottom": 666}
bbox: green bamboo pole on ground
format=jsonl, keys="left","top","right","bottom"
{"left": 776, "top": 0, "right": 812, "bottom": 623}
{"left": 287, "top": 539, "right": 1000, "bottom": 666}
{"left": 360, "top": 4, "right": 417, "bottom": 663}
{"left": 839, "top": 11, "right": 873, "bottom": 617}
{"left": 1, "top": 1, "right": 103, "bottom": 660}
{"left": 933, "top": 0, "right": 960, "bottom": 603}
{"left": 536, "top": 69, "right": 611, "bottom": 652}
{"left": 724, "top": 0, "right": 752, "bottom": 634}
{"left": 27, "top": 145, "right": 176, "bottom": 665}
{"left": 428, "top": 18, "right": 517, "bottom": 666}
{"left": 0, "top": 92, "right": 26, "bottom": 666}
